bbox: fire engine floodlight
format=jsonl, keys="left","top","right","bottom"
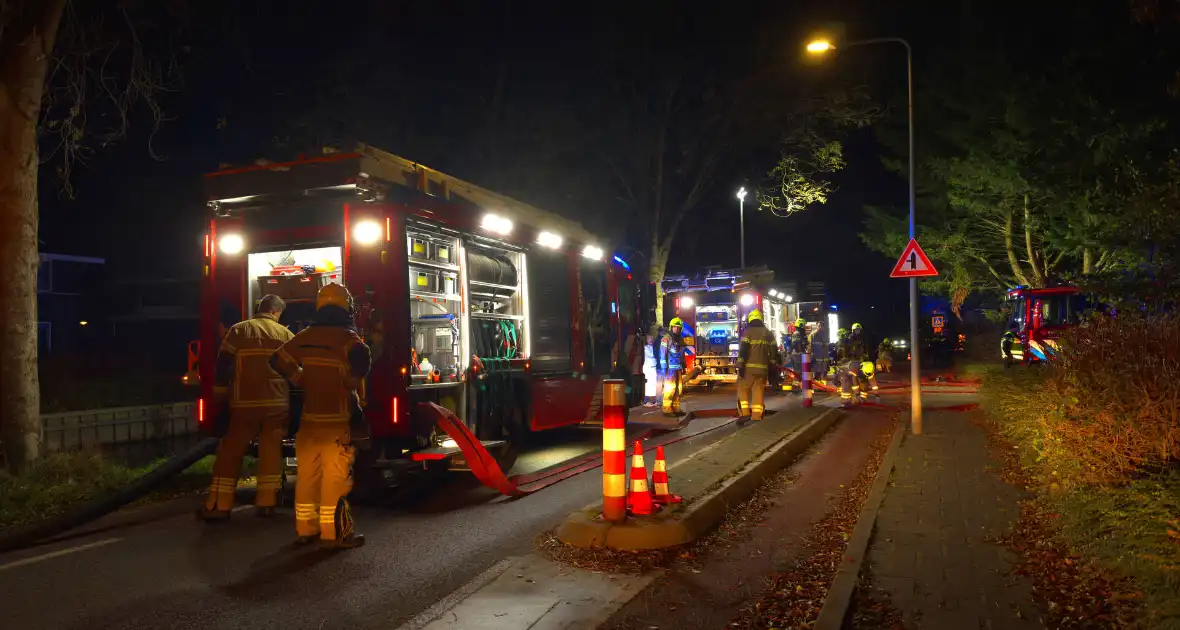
{"left": 769, "top": 289, "right": 779, "bottom": 297}
{"left": 680, "top": 296, "right": 695, "bottom": 309}
{"left": 582, "top": 245, "right": 603, "bottom": 261}
{"left": 537, "top": 231, "right": 563, "bottom": 249}
{"left": 740, "top": 293, "right": 755, "bottom": 307}
{"left": 218, "top": 233, "right": 244, "bottom": 255}
{"left": 785, "top": 295, "right": 793, "bottom": 302}
{"left": 481, "top": 213, "right": 513, "bottom": 236}
{"left": 353, "top": 220, "right": 382, "bottom": 245}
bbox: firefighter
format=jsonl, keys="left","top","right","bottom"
{"left": 271, "top": 283, "right": 371, "bottom": 549}
{"left": 1001, "top": 324, "right": 1019, "bottom": 368}
{"left": 848, "top": 323, "right": 878, "bottom": 399}
{"left": 659, "top": 317, "right": 689, "bottom": 416}
{"left": 198, "top": 294, "right": 294, "bottom": 522}
{"left": 736, "top": 310, "right": 780, "bottom": 421}
{"left": 808, "top": 321, "right": 828, "bottom": 384}
{"left": 877, "top": 337, "right": 894, "bottom": 373}
{"left": 834, "top": 327, "right": 859, "bottom": 407}
{"left": 783, "top": 318, "right": 808, "bottom": 393}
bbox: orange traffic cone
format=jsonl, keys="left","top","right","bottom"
{"left": 626, "top": 441, "right": 655, "bottom": 515}
{"left": 651, "top": 445, "right": 682, "bottom": 505}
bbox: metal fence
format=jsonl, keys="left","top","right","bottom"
{"left": 40, "top": 402, "right": 200, "bottom": 466}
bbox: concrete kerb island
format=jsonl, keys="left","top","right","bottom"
{"left": 556, "top": 403, "right": 845, "bottom": 550}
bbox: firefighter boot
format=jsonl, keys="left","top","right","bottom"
{"left": 319, "top": 498, "right": 365, "bottom": 550}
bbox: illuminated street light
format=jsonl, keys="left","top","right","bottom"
{"left": 737, "top": 187, "right": 747, "bottom": 268}
{"left": 806, "top": 39, "right": 834, "bottom": 54}
{"left": 805, "top": 29, "right": 923, "bottom": 434}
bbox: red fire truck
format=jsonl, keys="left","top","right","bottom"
{"left": 197, "top": 145, "right": 647, "bottom": 481}
{"left": 1005, "top": 284, "right": 1088, "bottom": 364}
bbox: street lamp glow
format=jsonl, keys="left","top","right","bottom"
{"left": 806, "top": 39, "right": 834, "bottom": 54}
{"left": 736, "top": 187, "right": 747, "bottom": 201}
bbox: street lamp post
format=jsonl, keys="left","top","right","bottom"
{"left": 736, "top": 187, "right": 747, "bottom": 269}
{"left": 806, "top": 36, "right": 922, "bottom": 434}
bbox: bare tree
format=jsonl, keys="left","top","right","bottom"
{"left": 0, "top": 0, "right": 176, "bottom": 470}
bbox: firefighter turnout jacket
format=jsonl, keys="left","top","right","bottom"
{"left": 215, "top": 312, "right": 295, "bottom": 408}
{"left": 659, "top": 332, "right": 687, "bottom": 373}
{"left": 271, "top": 324, "right": 371, "bottom": 426}
{"left": 738, "top": 320, "right": 780, "bottom": 377}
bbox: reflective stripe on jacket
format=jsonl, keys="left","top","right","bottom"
{"left": 738, "top": 321, "right": 780, "bottom": 375}
{"left": 217, "top": 312, "right": 294, "bottom": 409}
{"left": 271, "top": 325, "right": 371, "bottom": 423}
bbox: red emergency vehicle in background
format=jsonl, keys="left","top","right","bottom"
{"left": 661, "top": 268, "right": 795, "bottom": 388}
{"left": 197, "top": 145, "right": 648, "bottom": 481}
{"left": 1005, "top": 284, "right": 1088, "bottom": 363}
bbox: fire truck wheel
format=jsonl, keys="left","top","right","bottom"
{"left": 704, "top": 381, "right": 716, "bottom": 391}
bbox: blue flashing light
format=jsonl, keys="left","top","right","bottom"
{"left": 830, "top": 304, "right": 838, "bottom": 310}
{"left": 611, "top": 302, "right": 617, "bottom": 314}
{"left": 612, "top": 255, "right": 631, "bottom": 271}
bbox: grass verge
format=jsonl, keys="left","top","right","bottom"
{"left": 0, "top": 451, "right": 255, "bottom": 531}
{"left": 978, "top": 364, "right": 1180, "bottom": 630}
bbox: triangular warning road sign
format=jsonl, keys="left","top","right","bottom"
{"left": 890, "top": 239, "right": 939, "bottom": 278}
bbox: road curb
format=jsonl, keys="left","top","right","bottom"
{"left": 555, "top": 406, "right": 843, "bottom": 550}
{"left": 813, "top": 420, "right": 907, "bottom": 630}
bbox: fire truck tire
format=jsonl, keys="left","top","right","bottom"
{"left": 0, "top": 437, "right": 219, "bottom": 554}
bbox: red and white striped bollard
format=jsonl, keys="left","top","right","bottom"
{"left": 601, "top": 379, "right": 628, "bottom": 523}
{"left": 801, "top": 353, "right": 812, "bottom": 408}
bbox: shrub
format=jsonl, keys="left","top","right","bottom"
{"left": 1055, "top": 312, "right": 1180, "bottom": 482}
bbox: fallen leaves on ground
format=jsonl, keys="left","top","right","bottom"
{"left": 534, "top": 466, "right": 803, "bottom": 575}
{"left": 726, "top": 416, "right": 901, "bottom": 629}
{"left": 849, "top": 565, "right": 906, "bottom": 630}
{"left": 973, "top": 412, "right": 1143, "bottom": 629}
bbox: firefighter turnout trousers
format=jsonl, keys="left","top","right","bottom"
{"left": 840, "top": 360, "right": 865, "bottom": 404}
{"left": 737, "top": 374, "right": 768, "bottom": 420}
{"left": 293, "top": 426, "right": 357, "bottom": 541}
{"left": 204, "top": 407, "right": 287, "bottom": 511}
{"left": 662, "top": 370, "right": 684, "bottom": 413}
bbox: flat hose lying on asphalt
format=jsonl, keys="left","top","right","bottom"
{"left": 0, "top": 437, "right": 220, "bottom": 554}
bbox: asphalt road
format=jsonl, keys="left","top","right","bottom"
{"left": 0, "top": 389, "right": 768, "bottom": 630}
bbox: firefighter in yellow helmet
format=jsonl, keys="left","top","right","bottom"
{"left": 198, "top": 294, "right": 294, "bottom": 522}
{"left": 783, "top": 317, "right": 808, "bottom": 393}
{"left": 270, "top": 283, "right": 371, "bottom": 549}
{"left": 736, "top": 309, "right": 781, "bottom": 421}
{"left": 658, "top": 317, "right": 689, "bottom": 416}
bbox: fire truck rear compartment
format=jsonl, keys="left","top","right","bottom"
{"left": 246, "top": 245, "right": 344, "bottom": 324}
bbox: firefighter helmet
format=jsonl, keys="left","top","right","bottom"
{"left": 316, "top": 283, "right": 354, "bottom": 312}
{"left": 669, "top": 317, "right": 684, "bottom": 328}
{"left": 838, "top": 328, "right": 849, "bottom": 339}
{"left": 882, "top": 337, "right": 891, "bottom": 345}
{"left": 795, "top": 318, "right": 806, "bottom": 328}
{"left": 851, "top": 322, "right": 863, "bottom": 332}
{"left": 748, "top": 309, "right": 763, "bottom": 322}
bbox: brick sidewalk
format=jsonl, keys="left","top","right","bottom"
{"left": 863, "top": 399, "right": 1043, "bottom": 629}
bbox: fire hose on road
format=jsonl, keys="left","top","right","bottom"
{"left": 0, "top": 437, "right": 220, "bottom": 554}
{"left": 419, "top": 401, "right": 753, "bottom": 499}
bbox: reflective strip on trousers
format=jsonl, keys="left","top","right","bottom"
{"left": 295, "top": 503, "right": 318, "bottom": 520}
{"left": 319, "top": 505, "right": 337, "bottom": 524}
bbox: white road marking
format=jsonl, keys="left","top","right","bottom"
{"left": 0, "top": 538, "right": 122, "bottom": 572}
{"left": 397, "top": 557, "right": 516, "bottom": 630}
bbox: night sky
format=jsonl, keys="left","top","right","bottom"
{"left": 37, "top": 0, "right": 943, "bottom": 337}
